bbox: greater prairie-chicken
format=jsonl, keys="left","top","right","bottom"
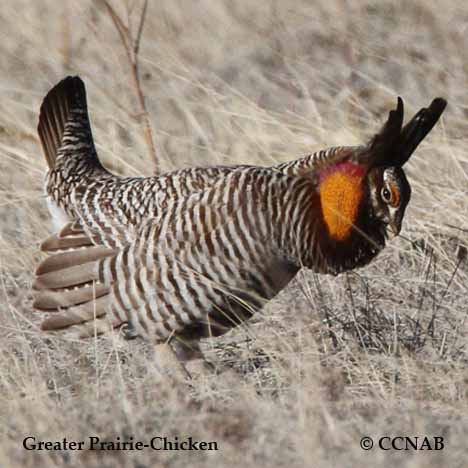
{"left": 33, "top": 76, "right": 446, "bottom": 371}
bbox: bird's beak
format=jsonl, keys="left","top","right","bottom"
{"left": 387, "top": 218, "right": 402, "bottom": 238}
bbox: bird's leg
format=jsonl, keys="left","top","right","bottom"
{"left": 166, "top": 338, "right": 217, "bottom": 377}
{"left": 153, "top": 342, "right": 192, "bottom": 381}
{"left": 154, "top": 338, "right": 214, "bottom": 380}
{"left": 170, "top": 339, "right": 216, "bottom": 376}
{"left": 154, "top": 336, "right": 217, "bottom": 382}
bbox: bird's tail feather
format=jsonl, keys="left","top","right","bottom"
{"left": 38, "top": 76, "right": 103, "bottom": 171}
{"left": 33, "top": 222, "right": 120, "bottom": 338}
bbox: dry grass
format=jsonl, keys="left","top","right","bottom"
{"left": 0, "top": 1, "right": 467, "bottom": 467}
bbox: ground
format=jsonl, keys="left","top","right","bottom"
{"left": 0, "top": 1, "right": 467, "bottom": 467}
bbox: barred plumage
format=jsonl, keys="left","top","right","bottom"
{"left": 33, "top": 76, "right": 446, "bottom": 368}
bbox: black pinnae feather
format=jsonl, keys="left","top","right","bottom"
{"left": 365, "top": 97, "right": 446, "bottom": 168}
{"left": 385, "top": 96, "right": 404, "bottom": 147}
{"left": 366, "top": 97, "right": 404, "bottom": 166}
{"left": 393, "top": 97, "right": 447, "bottom": 166}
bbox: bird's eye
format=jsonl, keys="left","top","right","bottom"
{"left": 381, "top": 187, "right": 392, "bottom": 203}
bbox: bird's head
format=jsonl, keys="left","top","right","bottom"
{"left": 360, "top": 96, "right": 446, "bottom": 240}
{"left": 365, "top": 164, "right": 411, "bottom": 240}
{"left": 312, "top": 96, "right": 446, "bottom": 273}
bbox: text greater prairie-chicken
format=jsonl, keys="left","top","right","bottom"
{"left": 33, "top": 76, "right": 446, "bottom": 369}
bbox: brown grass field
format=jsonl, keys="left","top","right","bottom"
{"left": 0, "top": 1, "right": 467, "bottom": 467}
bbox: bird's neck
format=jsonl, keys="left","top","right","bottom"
{"left": 276, "top": 164, "right": 380, "bottom": 274}
{"left": 318, "top": 161, "right": 366, "bottom": 242}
